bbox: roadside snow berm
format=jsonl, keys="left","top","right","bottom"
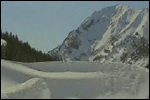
{"left": 1, "top": 78, "right": 51, "bottom": 99}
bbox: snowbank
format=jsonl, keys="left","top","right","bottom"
{"left": 1, "top": 59, "right": 149, "bottom": 99}
{"left": 1, "top": 78, "right": 51, "bottom": 99}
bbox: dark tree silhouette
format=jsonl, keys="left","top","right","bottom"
{"left": 1, "top": 30, "right": 61, "bottom": 62}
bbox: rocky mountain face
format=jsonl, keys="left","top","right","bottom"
{"left": 48, "top": 4, "right": 149, "bottom": 67}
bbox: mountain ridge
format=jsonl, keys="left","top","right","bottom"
{"left": 48, "top": 4, "right": 149, "bottom": 67}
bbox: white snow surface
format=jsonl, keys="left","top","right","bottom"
{"left": 1, "top": 39, "right": 7, "bottom": 46}
{"left": 1, "top": 78, "right": 50, "bottom": 99}
{"left": 1, "top": 59, "right": 149, "bottom": 99}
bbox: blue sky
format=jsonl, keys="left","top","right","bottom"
{"left": 1, "top": 1, "right": 149, "bottom": 53}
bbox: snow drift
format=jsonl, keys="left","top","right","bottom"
{"left": 1, "top": 59, "right": 149, "bottom": 99}
{"left": 1, "top": 78, "right": 51, "bottom": 99}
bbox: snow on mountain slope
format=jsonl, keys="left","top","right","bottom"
{"left": 48, "top": 4, "right": 149, "bottom": 67}
{"left": 1, "top": 59, "right": 149, "bottom": 99}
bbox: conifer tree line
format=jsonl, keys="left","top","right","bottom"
{"left": 1, "top": 30, "right": 60, "bottom": 62}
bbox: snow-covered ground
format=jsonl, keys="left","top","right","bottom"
{"left": 1, "top": 78, "right": 50, "bottom": 99}
{"left": 1, "top": 59, "right": 149, "bottom": 99}
{"left": 1, "top": 38, "right": 7, "bottom": 46}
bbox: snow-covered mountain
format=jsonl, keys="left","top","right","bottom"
{"left": 48, "top": 4, "right": 149, "bottom": 67}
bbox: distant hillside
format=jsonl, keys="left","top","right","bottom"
{"left": 48, "top": 4, "right": 149, "bottom": 68}
{"left": 1, "top": 30, "right": 60, "bottom": 62}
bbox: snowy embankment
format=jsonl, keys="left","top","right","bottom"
{"left": 1, "top": 59, "right": 149, "bottom": 99}
{"left": 1, "top": 78, "right": 50, "bottom": 99}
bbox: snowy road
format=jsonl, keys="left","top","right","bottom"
{"left": 1, "top": 59, "right": 149, "bottom": 99}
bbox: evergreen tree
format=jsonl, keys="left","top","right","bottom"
{"left": 1, "top": 30, "right": 61, "bottom": 62}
